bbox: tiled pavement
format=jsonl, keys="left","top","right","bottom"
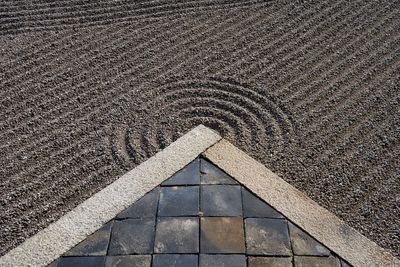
{"left": 50, "top": 158, "right": 352, "bottom": 267}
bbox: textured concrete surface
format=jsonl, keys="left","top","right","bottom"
{"left": 204, "top": 139, "right": 400, "bottom": 267}
{"left": 1, "top": 0, "right": 399, "bottom": 258}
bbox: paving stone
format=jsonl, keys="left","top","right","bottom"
{"left": 64, "top": 222, "right": 112, "bottom": 256}
{"left": 152, "top": 254, "right": 198, "bottom": 267}
{"left": 340, "top": 259, "right": 352, "bottom": 267}
{"left": 201, "top": 185, "right": 242, "bottom": 216}
{"left": 116, "top": 188, "right": 159, "bottom": 219}
{"left": 200, "top": 159, "right": 238, "bottom": 184}
{"left": 294, "top": 256, "right": 341, "bottom": 267}
{"left": 245, "top": 218, "right": 291, "bottom": 256}
{"left": 200, "top": 217, "right": 245, "bottom": 254}
{"left": 154, "top": 217, "right": 199, "bottom": 253}
{"left": 289, "top": 222, "right": 330, "bottom": 256}
{"left": 57, "top": 257, "right": 105, "bottom": 267}
{"left": 108, "top": 219, "right": 155, "bottom": 255}
{"left": 158, "top": 186, "right": 199, "bottom": 216}
{"left": 242, "top": 187, "right": 283, "bottom": 218}
{"left": 47, "top": 259, "right": 59, "bottom": 267}
{"left": 199, "top": 254, "right": 246, "bottom": 267}
{"left": 105, "top": 255, "right": 151, "bottom": 267}
{"left": 162, "top": 159, "right": 200, "bottom": 185}
{"left": 248, "top": 257, "right": 292, "bottom": 267}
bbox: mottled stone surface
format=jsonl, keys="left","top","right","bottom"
{"left": 105, "top": 255, "right": 151, "bottom": 267}
{"left": 116, "top": 188, "right": 159, "bottom": 219}
{"left": 57, "top": 257, "right": 105, "bottom": 267}
{"left": 64, "top": 222, "right": 112, "bottom": 256}
{"left": 242, "top": 187, "right": 283, "bottom": 218}
{"left": 294, "top": 256, "right": 341, "bottom": 267}
{"left": 152, "top": 254, "right": 198, "bottom": 267}
{"left": 201, "top": 185, "right": 242, "bottom": 216}
{"left": 200, "top": 159, "right": 238, "bottom": 184}
{"left": 245, "top": 218, "right": 291, "bottom": 256}
{"left": 289, "top": 222, "right": 330, "bottom": 256}
{"left": 248, "top": 257, "right": 292, "bottom": 267}
{"left": 108, "top": 219, "right": 155, "bottom": 255}
{"left": 201, "top": 217, "right": 245, "bottom": 254}
{"left": 158, "top": 186, "right": 199, "bottom": 216}
{"left": 199, "top": 254, "right": 246, "bottom": 267}
{"left": 154, "top": 217, "right": 199, "bottom": 253}
{"left": 162, "top": 159, "right": 200, "bottom": 185}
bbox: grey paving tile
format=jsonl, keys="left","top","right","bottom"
{"left": 200, "top": 159, "right": 238, "bottom": 184}
{"left": 154, "top": 217, "right": 199, "bottom": 253}
{"left": 242, "top": 187, "right": 283, "bottom": 218}
{"left": 245, "top": 218, "right": 291, "bottom": 256}
{"left": 288, "top": 222, "right": 330, "bottom": 256}
{"left": 152, "top": 254, "right": 198, "bottom": 267}
{"left": 108, "top": 219, "right": 155, "bottom": 255}
{"left": 158, "top": 186, "right": 199, "bottom": 216}
{"left": 57, "top": 257, "right": 105, "bottom": 267}
{"left": 116, "top": 188, "right": 159, "bottom": 219}
{"left": 340, "top": 259, "right": 352, "bottom": 267}
{"left": 199, "top": 254, "right": 246, "bottom": 267}
{"left": 105, "top": 255, "right": 151, "bottom": 267}
{"left": 294, "top": 256, "right": 341, "bottom": 267}
{"left": 162, "top": 159, "right": 200, "bottom": 185}
{"left": 201, "top": 185, "right": 242, "bottom": 216}
{"left": 248, "top": 257, "right": 292, "bottom": 267}
{"left": 64, "top": 222, "right": 112, "bottom": 256}
{"left": 200, "top": 217, "right": 245, "bottom": 254}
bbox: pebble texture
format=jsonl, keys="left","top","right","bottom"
{"left": 0, "top": 0, "right": 399, "bottom": 258}
{"left": 50, "top": 158, "right": 350, "bottom": 266}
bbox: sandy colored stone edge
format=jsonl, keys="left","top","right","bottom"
{"left": 0, "top": 125, "right": 221, "bottom": 267}
{"left": 203, "top": 139, "right": 400, "bottom": 267}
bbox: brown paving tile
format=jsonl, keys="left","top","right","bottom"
{"left": 294, "top": 256, "right": 341, "bottom": 267}
{"left": 248, "top": 257, "right": 292, "bottom": 267}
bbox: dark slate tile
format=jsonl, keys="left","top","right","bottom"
{"left": 199, "top": 254, "right": 246, "bottom": 267}
{"left": 57, "top": 257, "right": 105, "bottom": 267}
{"left": 242, "top": 187, "right": 283, "bottom": 218}
{"left": 162, "top": 159, "right": 200, "bottom": 185}
{"left": 154, "top": 217, "right": 199, "bottom": 253}
{"left": 152, "top": 254, "right": 198, "bottom": 267}
{"left": 200, "top": 217, "right": 245, "bottom": 254}
{"left": 64, "top": 222, "right": 112, "bottom": 256}
{"left": 294, "top": 256, "right": 341, "bottom": 267}
{"left": 288, "top": 222, "right": 330, "bottom": 256}
{"left": 200, "top": 159, "right": 238, "bottom": 184}
{"left": 116, "top": 188, "right": 159, "bottom": 219}
{"left": 341, "top": 259, "right": 352, "bottom": 267}
{"left": 245, "top": 218, "right": 291, "bottom": 256}
{"left": 158, "top": 186, "right": 199, "bottom": 216}
{"left": 248, "top": 257, "right": 292, "bottom": 267}
{"left": 108, "top": 219, "right": 155, "bottom": 255}
{"left": 201, "top": 185, "right": 242, "bottom": 216}
{"left": 105, "top": 255, "right": 151, "bottom": 267}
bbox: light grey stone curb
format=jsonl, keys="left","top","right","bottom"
{"left": 203, "top": 139, "right": 400, "bottom": 267}
{"left": 0, "top": 125, "right": 221, "bottom": 267}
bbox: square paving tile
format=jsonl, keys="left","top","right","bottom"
{"left": 64, "top": 222, "right": 112, "bottom": 256}
{"left": 245, "top": 218, "right": 291, "bottom": 256}
{"left": 108, "top": 219, "right": 155, "bottom": 255}
{"left": 200, "top": 185, "right": 242, "bottom": 216}
{"left": 294, "top": 256, "right": 341, "bottom": 267}
{"left": 162, "top": 159, "right": 200, "bottom": 185}
{"left": 288, "top": 222, "right": 330, "bottom": 256}
{"left": 242, "top": 187, "right": 283, "bottom": 218}
{"left": 158, "top": 186, "right": 199, "bottom": 216}
{"left": 200, "top": 159, "right": 238, "bottom": 184}
{"left": 248, "top": 257, "right": 292, "bottom": 267}
{"left": 200, "top": 217, "right": 245, "bottom": 254}
{"left": 116, "top": 188, "right": 159, "bottom": 219}
{"left": 57, "top": 257, "right": 105, "bottom": 267}
{"left": 152, "top": 254, "right": 198, "bottom": 267}
{"left": 199, "top": 254, "right": 246, "bottom": 267}
{"left": 154, "top": 217, "right": 199, "bottom": 253}
{"left": 105, "top": 255, "right": 151, "bottom": 267}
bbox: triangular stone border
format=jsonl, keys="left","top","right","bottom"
{"left": 0, "top": 125, "right": 398, "bottom": 267}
